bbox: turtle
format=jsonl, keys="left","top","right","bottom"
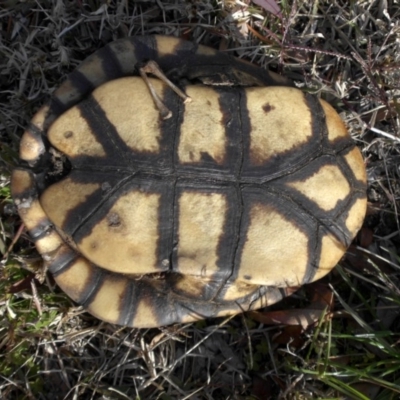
{"left": 11, "top": 35, "right": 367, "bottom": 328}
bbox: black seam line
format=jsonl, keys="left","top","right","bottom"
{"left": 247, "top": 286, "right": 269, "bottom": 309}
{"left": 98, "top": 44, "right": 124, "bottom": 80}
{"left": 173, "top": 301, "right": 209, "bottom": 321}
{"left": 80, "top": 268, "right": 105, "bottom": 308}
{"left": 154, "top": 289, "right": 180, "bottom": 326}
{"left": 260, "top": 185, "right": 352, "bottom": 245}
{"left": 132, "top": 36, "right": 158, "bottom": 66}
{"left": 118, "top": 280, "right": 136, "bottom": 326}
{"left": 69, "top": 152, "right": 346, "bottom": 185}
{"left": 49, "top": 250, "right": 78, "bottom": 276}
{"left": 168, "top": 94, "right": 179, "bottom": 272}
{"left": 278, "top": 170, "right": 356, "bottom": 223}
{"left": 317, "top": 218, "right": 351, "bottom": 248}
{"left": 328, "top": 153, "right": 366, "bottom": 228}
{"left": 237, "top": 89, "right": 245, "bottom": 183}
{"left": 332, "top": 190, "right": 357, "bottom": 223}
{"left": 204, "top": 87, "right": 243, "bottom": 299}
{"left": 77, "top": 96, "right": 139, "bottom": 167}
{"left": 254, "top": 149, "right": 323, "bottom": 184}
{"left": 45, "top": 96, "right": 68, "bottom": 128}
{"left": 169, "top": 178, "right": 178, "bottom": 272}
{"left": 68, "top": 69, "right": 96, "bottom": 95}
{"left": 30, "top": 223, "right": 53, "bottom": 241}
{"left": 304, "top": 93, "right": 326, "bottom": 151}
{"left": 353, "top": 186, "right": 367, "bottom": 195}
{"left": 27, "top": 122, "right": 45, "bottom": 137}
{"left": 230, "top": 89, "right": 246, "bottom": 283}
{"left": 336, "top": 148, "right": 362, "bottom": 188}
{"left": 337, "top": 147, "right": 367, "bottom": 193}
{"left": 324, "top": 139, "right": 354, "bottom": 156}
{"left": 168, "top": 87, "right": 185, "bottom": 272}
{"left": 170, "top": 187, "right": 179, "bottom": 274}
{"left": 72, "top": 164, "right": 162, "bottom": 179}
{"left": 46, "top": 69, "right": 95, "bottom": 128}
{"left": 69, "top": 173, "right": 136, "bottom": 238}
{"left": 310, "top": 224, "right": 321, "bottom": 278}
{"left": 215, "top": 89, "right": 246, "bottom": 296}
{"left": 328, "top": 191, "right": 363, "bottom": 233}
{"left": 163, "top": 292, "right": 179, "bottom": 325}
{"left": 171, "top": 92, "right": 181, "bottom": 172}
{"left": 92, "top": 114, "right": 129, "bottom": 165}
{"left": 73, "top": 164, "right": 140, "bottom": 173}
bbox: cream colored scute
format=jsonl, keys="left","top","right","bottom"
{"left": 48, "top": 107, "right": 106, "bottom": 158}
{"left": 54, "top": 257, "right": 95, "bottom": 302}
{"left": 87, "top": 275, "right": 129, "bottom": 325}
{"left": 41, "top": 179, "right": 100, "bottom": 230}
{"left": 177, "top": 191, "right": 227, "bottom": 276}
{"left": 196, "top": 43, "right": 219, "bottom": 56}
{"left": 345, "top": 198, "right": 367, "bottom": 236}
{"left": 320, "top": 100, "right": 348, "bottom": 142}
{"left": 239, "top": 203, "right": 309, "bottom": 286}
{"left": 313, "top": 233, "right": 347, "bottom": 281}
{"left": 222, "top": 281, "right": 257, "bottom": 301}
{"left": 35, "top": 230, "right": 64, "bottom": 255}
{"left": 155, "top": 35, "right": 184, "bottom": 57}
{"left": 131, "top": 297, "right": 160, "bottom": 328}
{"left": 20, "top": 129, "right": 45, "bottom": 162}
{"left": 16, "top": 200, "right": 48, "bottom": 234}
{"left": 11, "top": 169, "right": 34, "bottom": 196}
{"left": 344, "top": 147, "right": 367, "bottom": 183}
{"left": 92, "top": 77, "right": 162, "bottom": 153}
{"left": 11, "top": 171, "right": 48, "bottom": 234}
{"left": 20, "top": 105, "right": 48, "bottom": 162}
{"left": 174, "top": 275, "right": 206, "bottom": 297}
{"left": 78, "top": 190, "right": 160, "bottom": 274}
{"left": 246, "top": 87, "right": 312, "bottom": 164}
{"left": 155, "top": 35, "right": 217, "bottom": 57}
{"left": 287, "top": 164, "right": 350, "bottom": 211}
{"left": 178, "top": 86, "right": 226, "bottom": 164}
{"left": 240, "top": 287, "right": 284, "bottom": 311}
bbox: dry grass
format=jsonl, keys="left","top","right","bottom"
{"left": 1, "top": 1, "right": 399, "bottom": 399}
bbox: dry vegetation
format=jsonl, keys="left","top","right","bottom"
{"left": 1, "top": 0, "right": 400, "bottom": 399}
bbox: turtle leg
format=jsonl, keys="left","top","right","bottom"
{"left": 139, "top": 60, "right": 191, "bottom": 119}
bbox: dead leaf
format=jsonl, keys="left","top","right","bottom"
{"left": 306, "top": 282, "right": 334, "bottom": 311}
{"left": 359, "top": 226, "right": 374, "bottom": 247}
{"left": 249, "top": 283, "right": 333, "bottom": 329}
{"left": 251, "top": 375, "right": 273, "bottom": 399}
{"left": 8, "top": 273, "right": 36, "bottom": 294}
{"left": 249, "top": 307, "right": 328, "bottom": 330}
{"left": 272, "top": 325, "right": 305, "bottom": 348}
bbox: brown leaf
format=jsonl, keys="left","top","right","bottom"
{"left": 306, "top": 282, "right": 334, "bottom": 311}
{"left": 249, "top": 282, "right": 333, "bottom": 329}
{"left": 345, "top": 245, "right": 372, "bottom": 271}
{"left": 248, "top": 307, "right": 328, "bottom": 330}
{"left": 8, "top": 273, "right": 36, "bottom": 294}
{"left": 359, "top": 226, "right": 374, "bottom": 247}
{"left": 272, "top": 325, "right": 305, "bottom": 348}
{"left": 251, "top": 375, "right": 273, "bottom": 399}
